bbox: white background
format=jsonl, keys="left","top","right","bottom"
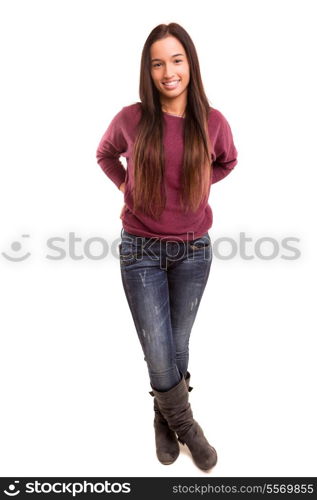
{"left": 0, "top": 0, "right": 316, "bottom": 477}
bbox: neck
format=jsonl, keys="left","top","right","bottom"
{"left": 160, "top": 95, "right": 187, "bottom": 118}
{"left": 163, "top": 109, "right": 185, "bottom": 117}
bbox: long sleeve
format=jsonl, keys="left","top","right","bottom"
{"left": 212, "top": 112, "right": 238, "bottom": 184}
{"left": 96, "top": 108, "right": 128, "bottom": 189}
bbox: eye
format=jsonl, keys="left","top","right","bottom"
{"left": 152, "top": 59, "right": 183, "bottom": 68}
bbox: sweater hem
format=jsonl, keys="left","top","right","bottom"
{"left": 121, "top": 221, "right": 212, "bottom": 242}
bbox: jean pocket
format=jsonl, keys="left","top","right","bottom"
{"left": 188, "top": 232, "right": 211, "bottom": 250}
{"left": 119, "top": 240, "right": 142, "bottom": 266}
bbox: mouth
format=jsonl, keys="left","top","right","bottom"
{"left": 162, "top": 79, "right": 180, "bottom": 90}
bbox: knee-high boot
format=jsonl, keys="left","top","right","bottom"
{"left": 149, "top": 372, "right": 192, "bottom": 465}
{"left": 151, "top": 375, "right": 217, "bottom": 471}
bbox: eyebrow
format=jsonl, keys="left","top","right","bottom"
{"left": 151, "top": 53, "right": 184, "bottom": 62}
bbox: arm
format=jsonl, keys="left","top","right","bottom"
{"left": 212, "top": 112, "right": 238, "bottom": 184}
{"left": 96, "top": 108, "right": 128, "bottom": 190}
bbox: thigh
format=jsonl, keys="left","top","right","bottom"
{"left": 167, "top": 233, "right": 213, "bottom": 347}
{"left": 119, "top": 235, "right": 176, "bottom": 372}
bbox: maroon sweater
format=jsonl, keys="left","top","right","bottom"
{"left": 96, "top": 102, "right": 238, "bottom": 241}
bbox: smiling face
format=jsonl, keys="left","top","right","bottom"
{"left": 150, "top": 35, "right": 190, "bottom": 112}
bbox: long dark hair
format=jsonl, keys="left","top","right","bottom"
{"left": 132, "top": 22, "right": 214, "bottom": 220}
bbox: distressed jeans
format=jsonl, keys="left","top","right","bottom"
{"left": 119, "top": 228, "right": 213, "bottom": 391}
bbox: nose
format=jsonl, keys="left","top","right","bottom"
{"left": 163, "top": 64, "right": 176, "bottom": 79}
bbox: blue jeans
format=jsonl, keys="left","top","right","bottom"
{"left": 119, "top": 228, "right": 213, "bottom": 391}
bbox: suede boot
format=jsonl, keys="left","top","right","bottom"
{"left": 151, "top": 375, "right": 217, "bottom": 472}
{"left": 149, "top": 372, "right": 192, "bottom": 465}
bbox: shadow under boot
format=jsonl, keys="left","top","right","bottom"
{"left": 149, "top": 371, "right": 192, "bottom": 465}
{"left": 151, "top": 375, "right": 217, "bottom": 472}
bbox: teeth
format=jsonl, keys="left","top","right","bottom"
{"left": 163, "top": 80, "right": 180, "bottom": 86}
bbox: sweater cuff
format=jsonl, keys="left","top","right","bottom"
{"left": 112, "top": 168, "right": 127, "bottom": 190}
{"left": 212, "top": 158, "right": 237, "bottom": 184}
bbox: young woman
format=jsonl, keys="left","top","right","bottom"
{"left": 96, "top": 22, "right": 238, "bottom": 472}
